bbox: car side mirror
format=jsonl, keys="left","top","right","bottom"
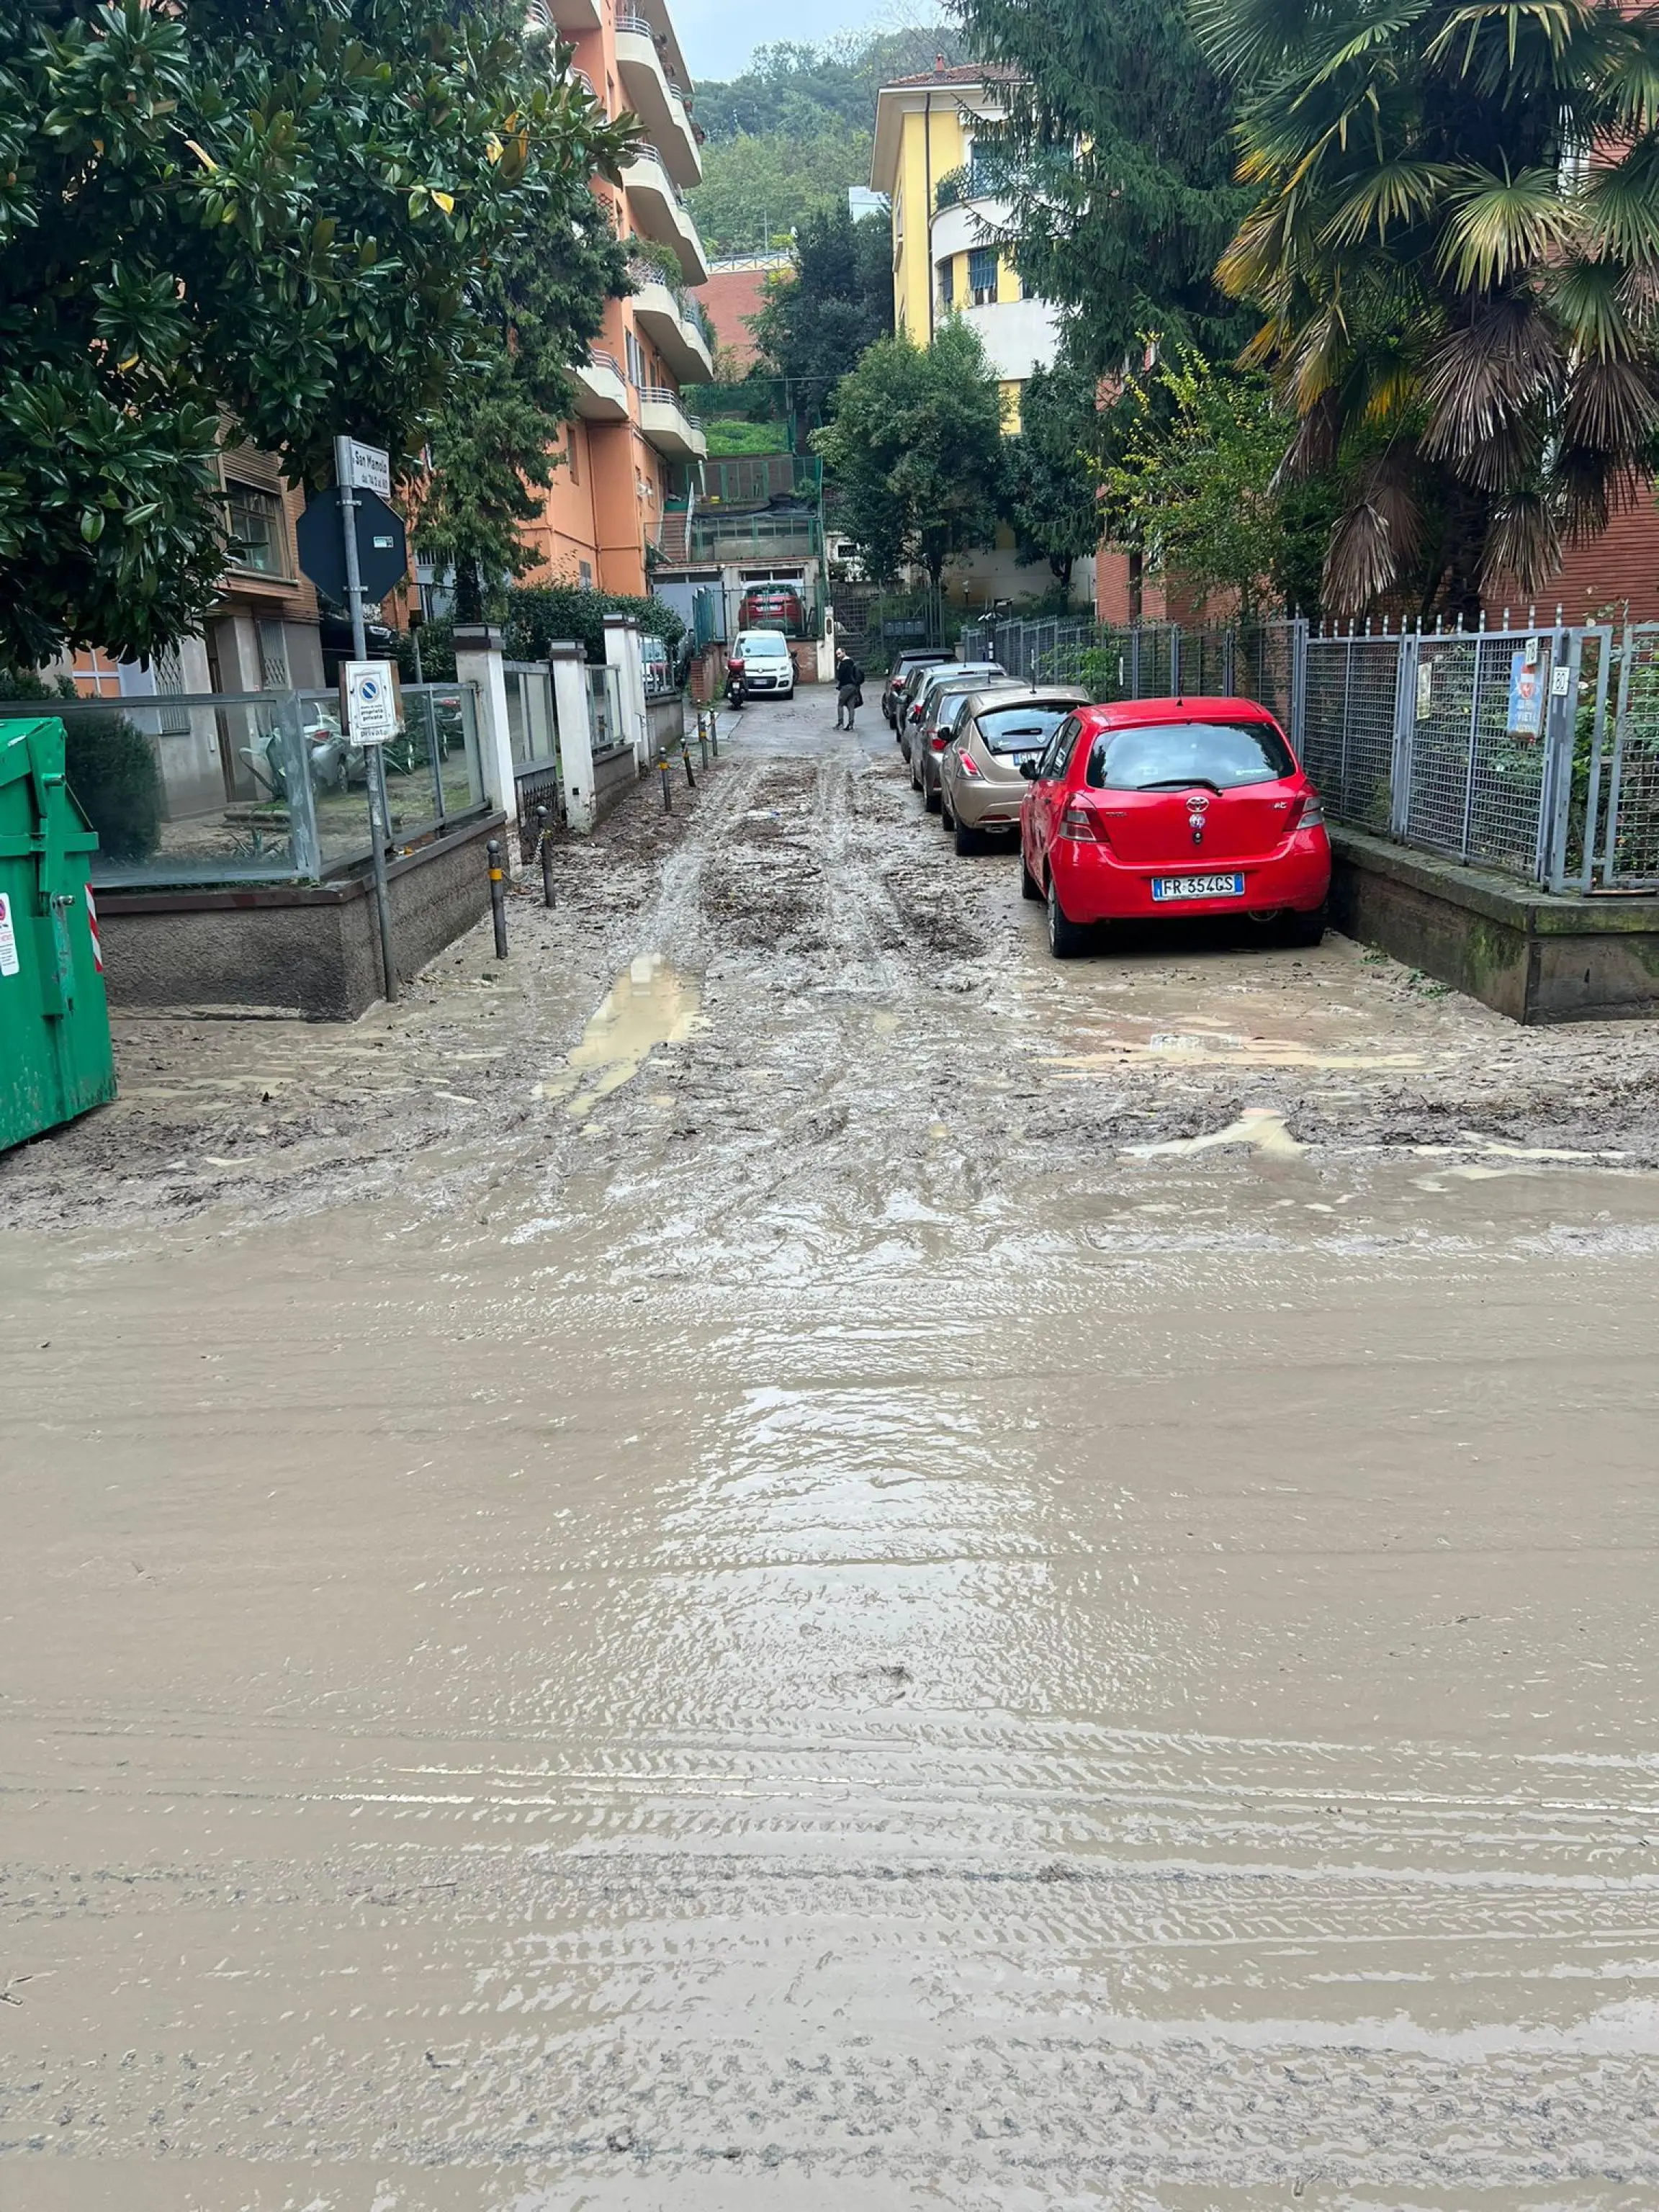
{"left": 1020, "top": 759, "right": 1040, "bottom": 780}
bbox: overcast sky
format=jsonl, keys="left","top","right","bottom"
{"left": 677, "top": 0, "right": 896, "bottom": 81}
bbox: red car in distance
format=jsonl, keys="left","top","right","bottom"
{"left": 739, "top": 584, "right": 805, "bottom": 634}
{"left": 1019, "top": 696, "right": 1331, "bottom": 959}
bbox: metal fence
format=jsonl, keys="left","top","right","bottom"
{"left": 956, "top": 616, "right": 1308, "bottom": 752}
{"left": 950, "top": 611, "right": 1659, "bottom": 894}
{"left": 1, "top": 681, "right": 485, "bottom": 889}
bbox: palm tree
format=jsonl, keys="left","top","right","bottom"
{"left": 1196, "top": 0, "right": 1659, "bottom": 617}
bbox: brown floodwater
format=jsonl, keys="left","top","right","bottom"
{"left": 4, "top": 700, "right": 1659, "bottom": 2207}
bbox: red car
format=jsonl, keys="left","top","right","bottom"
{"left": 1019, "top": 696, "right": 1331, "bottom": 958}
{"left": 739, "top": 584, "right": 804, "bottom": 633}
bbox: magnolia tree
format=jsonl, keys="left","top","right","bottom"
{"left": 0, "top": 0, "right": 633, "bottom": 670}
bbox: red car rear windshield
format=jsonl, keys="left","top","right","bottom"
{"left": 1086, "top": 719, "right": 1296, "bottom": 791}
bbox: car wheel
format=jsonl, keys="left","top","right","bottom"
{"left": 954, "top": 819, "right": 982, "bottom": 857}
{"left": 1285, "top": 902, "right": 1328, "bottom": 947}
{"left": 1020, "top": 848, "right": 1043, "bottom": 901}
{"left": 910, "top": 750, "right": 923, "bottom": 793}
{"left": 924, "top": 767, "right": 942, "bottom": 814}
{"left": 940, "top": 788, "right": 956, "bottom": 830}
{"left": 1046, "top": 871, "right": 1089, "bottom": 959}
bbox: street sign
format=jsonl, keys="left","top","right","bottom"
{"left": 343, "top": 660, "right": 401, "bottom": 745}
{"left": 339, "top": 437, "right": 392, "bottom": 500}
{"left": 295, "top": 486, "right": 409, "bottom": 606}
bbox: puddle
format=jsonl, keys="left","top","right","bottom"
{"left": 535, "top": 955, "right": 701, "bottom": 1120}
{"left": 1124, "top": 1107, "right": 1308, "bottom": 1161}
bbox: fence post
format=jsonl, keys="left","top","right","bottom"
{"left": 1541, "top": 626, "right": 1582, "bottom": 889}
{"left": 454, "top": 624, "right": 516, "bottom": 866}
{"left": 536, "top": 805, "right": 556, "bottom": 908}
{"left": 1581, "top": 629, "right": 1621, "bottom": 891}
{"left": 1389, "top": 631, "right": 1421, "bottom": 840}
{"left": 548, "top": 642, "right": 595, "bottom": 832}
{"left": 1169, "top": 626, "right": 1181, "bottom": 698}
{"left": 1290, "top": 617, "right": 1308, "bottom": 761}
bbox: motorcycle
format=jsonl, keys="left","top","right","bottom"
{"left": 724, "top": 667, "right": 746, "bottom": 709}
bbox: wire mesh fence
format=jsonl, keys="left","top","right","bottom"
{"left": 953, "top": 610, "right": 1645, "bottom": 893}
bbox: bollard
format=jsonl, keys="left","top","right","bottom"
{"left": 709, "top": 708, "right": 719, "bottom": 759}
{"left": 657, "top": 747, "right": 673, "bottom": 813}
{"left": 487, "top": 837, "right": 508, "bottom": 958}
{"left": 681, "top": 735, "right": 696, "bottom": 789}
{"left": 536, "top": 804, "right": 555, "bottom": 909}
{"left": 698, "top": 720, "right": 709, "bottom": 773}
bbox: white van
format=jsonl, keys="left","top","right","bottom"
{"left": 730, "top": 629, "right": 795, "bottom": 699}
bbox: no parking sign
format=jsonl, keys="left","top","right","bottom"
{"left": 342, "top": 659, "right": 402, "bottom": 744}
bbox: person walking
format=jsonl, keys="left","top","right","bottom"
{"left": 834, "top": 647, "right": 864, "bottom": 731}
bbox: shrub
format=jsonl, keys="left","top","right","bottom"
{"left": 503, "top": 583, "right": 685, "bottom": 662}
{"left": 64, "top": 711, "right": 163, "bottom": 862}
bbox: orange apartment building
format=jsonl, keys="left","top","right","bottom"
{"left": 516, "top": 0, "right": 714, "bottom": 596}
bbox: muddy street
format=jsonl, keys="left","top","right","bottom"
{"left": 5, "top": 691, "right": 1659, "bottom": 2208}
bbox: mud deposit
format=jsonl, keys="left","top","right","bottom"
{"left": 4, "top": 698, "right": 1659, "bottom": 2208}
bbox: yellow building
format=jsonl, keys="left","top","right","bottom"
{"left": 869, "top": 62, "right": 1062, "bottom": 435}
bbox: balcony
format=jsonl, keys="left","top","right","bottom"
{"left": 539, "top": 0, "right": 601, "bottom": 29}
{"left": 688, "top": 510, "right": 822, "bottom": 562}
{"left": 614, "top": 12, "right": 701, "bottom": 189}
{"left": 701, "top": 454, "right": 822, "bottom": 508}
{"left": 620, "top": 147, "right": 709, "bottom": 284}
{"left": 627, "top": 260, "right": 714, "bottom": 384}
{"left": 637, "top": 384, "right": 707, "bottom": 461}
{"left": 572, "top": 351, "right": 629, "bottom": 422}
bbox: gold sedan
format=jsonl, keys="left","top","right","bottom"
{"left": 938, "top": 686, "right": 1090, "bottom": 855}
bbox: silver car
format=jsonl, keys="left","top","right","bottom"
{"left": 912, "top": 674, "right": 1024, "bottom": 809}
{"left": 938, "top": 685, "right": 1090, "bottom": 853}
{"left": 897, "top": 660, "right": 1005, "bottom": 763}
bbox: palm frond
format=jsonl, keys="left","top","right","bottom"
{"left": 1580, "top": 142, "right": 1659, "bottom": 265}
{"left": 1424, "top": 0, "right": 1588, "bottom": 86}
{"left": 1561, "top": 356, "right": 1659, "bottom": 454}
{"left": 1548, "top": 256, "right": 1640, "bottom": 361}
{"left": 1274, "top": 387, "right": 1342, "bottom": 482}
{"left": 1419, "top": 296, "right": 1564, "bottom": 459}
{"left": 1599, "top": 26, "right": 1659, "bottom": 137}
{"left": 1481, "top": 489, "right": 1561, "bottom": 596}
{"left": 1324, "top": 454, "right": 1425, "bottom": 610}
{"left": 1301, "top": 1, "right": 1439, "bottom": 85}
{"left": 1437, "top": 165, "right": 1575, "bottom": 289}
{"left": 1318, "top": 159, "right": 1455, "bottom": 246}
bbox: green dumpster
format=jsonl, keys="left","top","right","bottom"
{"left": 0, "top": 716, "right": 117, "bottom": 1150}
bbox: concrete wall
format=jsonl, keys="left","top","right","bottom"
{"left": 592, "top": 743, "right": 638, "bottom": 823}
{"left": 647, "top": 692, "right": 686, "bottom": 756}
{"left": 98, "top": 811, "right": 504, "bottom": 1022}
{"left": 1331, "top": 826, "right": 1659, "bottom": 1024}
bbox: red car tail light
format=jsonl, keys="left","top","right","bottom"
{"left": 958, "top": 753, "right": 981, "bottom": 776}
{"left": 1059, "top": 801, "right": 1108, "bottom": 845}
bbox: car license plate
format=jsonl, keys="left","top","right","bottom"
{"left": 1014, "top": 752, "right": 1039, "bottom": 770}
{"left": 1151, "top": 873, "right": 1245, "bottom": 901}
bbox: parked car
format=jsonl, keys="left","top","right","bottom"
{"left": 1019, "top": 696, "right": 1331, "bottom": 959}
{"left": 939, "top": 686, "right": 1089, "bottom": 853}
{"left": 727, "top": 628, "right": 796, "bottom": 700}
{"left": 912, "top": 674, "right": 1024, "bottom": 809}
{"left": 898, "top": 660, "right": 1005, "bottom": 761}
{"left": 739, "top": 584, "right": 805, "bottom": 634}
{"left": 883, "top": 647, "right": 952, "bottom": 728}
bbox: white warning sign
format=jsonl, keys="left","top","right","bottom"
{"left": 0, "top": 891, "right": 19, "bottom": 979}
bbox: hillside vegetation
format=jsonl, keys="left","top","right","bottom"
{"left": 688, "top": 29, "right": 961, "bottom": 258}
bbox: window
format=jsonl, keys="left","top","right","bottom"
{"left": 1038, "top": 715, "right": 1081, "bottom": 782}
{"left": 625, "top": 330, "right": 646, "bottom": 387}
{"left": 256, "top": 619, "right": 290, "bottom": 690}
{"left": 224, "top": 482, "right": 287, "bottom": 575}
{"left": 579, "top": 560, "right": 594, "bottom": 586}
{"left": 968, "top": 247, "right": 997, "bottom": 305}
{"left": 976, "top": 702, "right": 1076, "bottom": 756}
{"left": 1086, "top": 718, "right": 1296, "bottom": 791}
{"left": 938, "top": 255, "right": 954, "bottom": 310}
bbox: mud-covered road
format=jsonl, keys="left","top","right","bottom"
{"left": 5, "top": 692, "right": 1659, "bottom": 2208}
